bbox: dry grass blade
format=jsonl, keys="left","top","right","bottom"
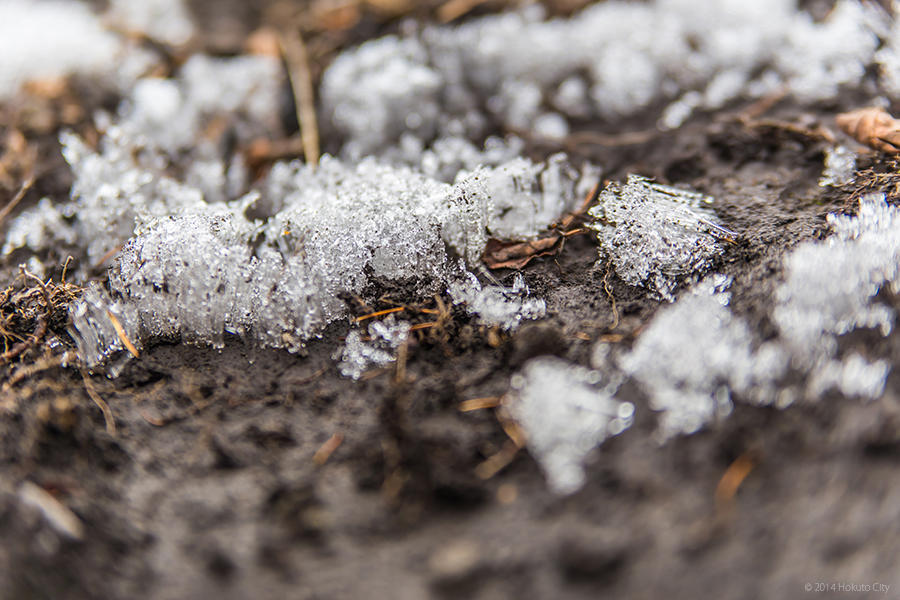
{"left": 564, "top": 128, "right": 658, "bottom": 148}
{"left": 94, "top": 244, "right": 123, "bottom": 270}
{"left": 278, "top": 28, "right": 320, "bottom": 167}
{"left": 836, "top": 107, "right": 900, "bottom": 154}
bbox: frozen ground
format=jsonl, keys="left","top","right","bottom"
{"left": 1, "top": 1, "right": 900, "bottom": 598}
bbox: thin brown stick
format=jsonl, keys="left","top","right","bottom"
{"left": 0, "top": 175, "right": 34, "bottom": 228}
{"left": 602, "top": 264, "right": 619, "bottom": 331}
{"left": 738, "top": 87, "right": 788, "bottom": 121}
{"left": 138, "top": 408, "right": 168, "bottom": 427}
{"left": 279, "top": 28, "right": 320, "bottom": 167}
{"left": 497, "top": 412, "right": 526, "bottom": 448}
{"left": 394, "top": 337, "right": 408, "bottom": 384}
{"left": 61, "top": 256, "right": 73, "bottom": 284}
{"left": 81, "top": 369, "right": 116, "bottom": 435}
{"left": 107, "top": 310, "right": 140, "bottom": 358}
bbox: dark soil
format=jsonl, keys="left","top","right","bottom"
{"left": 2, "top": 3, "right": 900, "bottom": 600}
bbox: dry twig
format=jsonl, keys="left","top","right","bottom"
{"left": 0, "top": 175, "right": 34, "bottom": 228}
{"left": 278, "top": 28, "right": 320, "bottom": 167}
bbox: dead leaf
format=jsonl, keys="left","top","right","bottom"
{"left": 836, "top": 107, "right": 900, "bottom": 153}
{"left": 481, "top": 236, "right": 561, "bottom": 270}
{"left": 481, "top": 182, "right": 600, "bottom": 270}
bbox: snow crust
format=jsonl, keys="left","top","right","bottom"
{"left": 1, "top": 0, "right": 898, "bottom": 493}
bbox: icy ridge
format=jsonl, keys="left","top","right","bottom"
{"left": 36, "top": 125, "right": 577, "bottom": 366}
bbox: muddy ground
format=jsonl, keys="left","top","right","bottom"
{"left": 2, "top": 2, "right": 900, "bottom": 599}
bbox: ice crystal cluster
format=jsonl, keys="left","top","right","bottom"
{"left": 337, "top": 316, "right": 411, "bottom": 380}
{"left": 321, "top": 0, "right": 888, "bottom": 155}
{"left": 382, "top": 135, "right": 526, "bottom": 183}
{"left": 67, "top": 284, "right": 141, "bottom": 376}
{"left": 621, "top": 276, "right": 788, "bottom": 439}
{"left": 448, "top": 272, "right": 546, "bottom": 330}
{"left": 774, "top": 194, "right": 900, "bottom": 372}
{"left": 818, "top": 146, "right": 858, "bottom": 188}
{"left": 588, "top": 176, "right": 730, "bottom": 301}
{"left": 506, "top": 357, "right": 634, "bottom": 494}
{"left": 618, "top": 194, "right": 897, "bottom": 440}
{"left": 116, "top": 53, "right": 283, "bottom": 157}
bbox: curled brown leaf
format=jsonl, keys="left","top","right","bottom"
{"left": 481, "top": 236, "right": 561, "bottom": 270}
{"left": 836, "top": 107, "right": 900, "bottom": 154}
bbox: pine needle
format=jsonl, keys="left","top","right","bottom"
{"left": 107, "top": 310, "right": 139, "bottom": 358}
